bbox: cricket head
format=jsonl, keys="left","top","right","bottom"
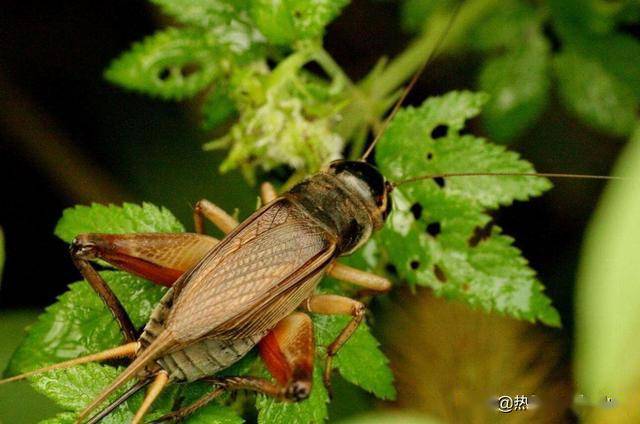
{"left": 327, "top": 160, "right": 393, "bottom": 230}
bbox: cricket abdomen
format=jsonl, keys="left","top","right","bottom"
{"left": 158, "top": 335, "right": 264, "bottom": 382}
{"left": 138, "top": 288, "right": 264, "bottom": 382}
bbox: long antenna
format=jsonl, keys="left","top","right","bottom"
{"left": 361, "top": 1, "right": 464, "bottom": 161}
{"left": 393, "top": 171, "right": 625, "bottom": 187}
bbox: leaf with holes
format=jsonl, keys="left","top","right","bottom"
{"left": 249, "top": 0, "right": 350, "bottom": 45}
{"left": 105, "top": 27, "right": 264, "bottom": 100}
{"left": 375, "top": 91, "right": 559, "bottom": 326}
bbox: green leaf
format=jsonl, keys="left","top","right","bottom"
{"left": 54, "top": 202, "right": 184, "bottom": 243}
{"left": 39, "top": 412, "right": 76, "bottom": 424}
{"left": 6, "top": 272, "right": 170, "bottom": 419}
{"left": 554, "top": 51, "right": 638, "bottom": 137}
{"left": 249, "top": 0, "right": 349, "bottom": 45}
{"left": 479, "top": 37, "right": 550, "bottom": 142}
{"left": 256, "top": 366, "right": 328, "bottom": 424}
{"left": 378, "top": 91, "right": 551, "bottom": 209}
{"left": 468, "top": 0, "right": 539, "bottom": 51}
{"left": 150, "top": 0, "right": 249, "bottom": 28}
{"left": 105, "top": 27, "right": 263, "bottom": 100}
{"left": 313, "top": 315, "right": 395, "bottom": 400}
{"left": 7, "top": 272, "right": 165, "bottom": 375}
{"left": 184, "top": 402, "right": 244, "bottom": 424}
{"left": 575, "top": 123, "right": 640, "bottom": 402}
{"left": 376, "top": 91, "right": 559, "bottom": 326}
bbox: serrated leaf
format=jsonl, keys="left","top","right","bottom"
{"left": 7, "top": 272, "right": 165, "bottom": 375}
{"left": 105, "top": 26, "right": 263, "bottom": 100}
{"left": 313, "top": 315, "right": 395, "bottom": 400}
{"left": 184, "top": 402, "right": 244, "bottom": 424}
{"left": 554, "top": 51, "right": 638, "bottom": 137}
{"left": 256, "top": 366, "right": 328, "bottom": 424}
{"left": 479, "top": 37, "right": 550, "bottom": 142}
{"left": 150, "top": 0, "right": 249, "bottom": 28}
{"left": 378, "top": 91, "right": 551, "bottom": 209}
{"left": 6, "top": 271, "right": 171, "bottom": 420}
{"left": 249, "top": 0, "right": 349, "bottom": 45}
{"left": 54, "top": 202, "right": 184, "bottom": 243}
{"left": 375, "top": 91, "right": 558, "bottom": 326}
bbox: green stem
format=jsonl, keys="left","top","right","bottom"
{"left": 371, "top": 0, "right": 500, "bottom": 100}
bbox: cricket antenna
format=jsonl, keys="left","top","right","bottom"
{"left": 393, "top": 171, "right": 626, "bottom": 187}
{"left": 361, "top": 1, "right": 464, "bottom": 161}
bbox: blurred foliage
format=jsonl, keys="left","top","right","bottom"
{"left": 574, "top": 123, "right": 640, "bottom": 421}
{"left": 401, "top": 0, "right": 640, "bottom": 141}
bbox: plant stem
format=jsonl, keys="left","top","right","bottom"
{"left": 372, "top": 0, "right": 500, "bottom": 101}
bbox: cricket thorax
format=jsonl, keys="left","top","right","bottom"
{"left": 286, "top": 171, "right": 379, "bottom": 256}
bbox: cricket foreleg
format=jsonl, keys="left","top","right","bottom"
{"left": 71, "top": 233, "right": 217, "bottom": 340}
{"left": 193, "top": 199, "right": 239, "bottom": 235}
{"left": 327, "top": 262, "right": 391, "bottom": 293}
{"left": 153, "top": 313, "right": 315, "bottom": 423}
{"left": 302, "top": 294, "right": 365, "bottom": 393}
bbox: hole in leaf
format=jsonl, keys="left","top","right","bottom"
{"left": 293, "top": 9, "right": 303, "bottom": 18}
{"left": 426, "top": 222, "right": 441, "bottom": 237}
{"left": 180, "top": 63, "right": 201, "bottom": 78}
{"left": 303, "top": 61, "right": 331, "bottom": 81}
{"left": 385, "top": 264, "right": 398, "bottom": 276}
{"left": 410, "top": 203, "right": 422, "bottom": 220}
{"left": 433, "top": 177, "right": 445, "bottom": 188}
{"left": 431, "top": 125, "right": 448, "bottom": 139}
{"left": 433, "top": 264, "right": 447, "bottom": 282}
{"left": 158, "top": 68, "right": 171, "bottom": 81}
{"left": 426, "top": 152, "right": 434, "bottom": 161}
{"left": 468, "top": 222, "right": 494, "bottom": 247}
{"left": 410, "top": 260, "right": 420, "bottom": 270}
{"left": 543, "top": 22, "right": 562, "bottom": 53}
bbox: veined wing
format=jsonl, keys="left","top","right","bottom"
{"left": 166, "top": 198, "right": 335, "bottom": 343}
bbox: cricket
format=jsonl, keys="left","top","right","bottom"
{"left": 0, "top": 0, "right": 635, "bottom": 423}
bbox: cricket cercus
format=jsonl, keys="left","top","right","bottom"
{"left": 1, "top": 160, "right": 395, "bottom": 423}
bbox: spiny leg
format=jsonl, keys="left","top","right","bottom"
{"left": 131, "top": 371, "right": 170, "bottom": 424}
{"left": 302, "top": 294, "right": 365, "bottom": 393}
{"left": 154, "top": 312, "right": 314, "bottom": 423}
{"left": 327, "top": 262, "right": 391, "bottom": 293}
{"left": 193, "top": 199, "right": 238, "bottom": 235}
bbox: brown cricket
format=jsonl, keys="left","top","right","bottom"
{"left": 0, "top": 161, "right": 395, "bottom": 423}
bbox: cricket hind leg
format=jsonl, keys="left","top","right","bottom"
{"left": 71, "top": 232, "right": 218, "bottom": 341}
{"left": 152, "top": 312, "right": 314, "bottom": 423}
{"left": 302, "top": 294, "right": 365, "bottom": 393}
